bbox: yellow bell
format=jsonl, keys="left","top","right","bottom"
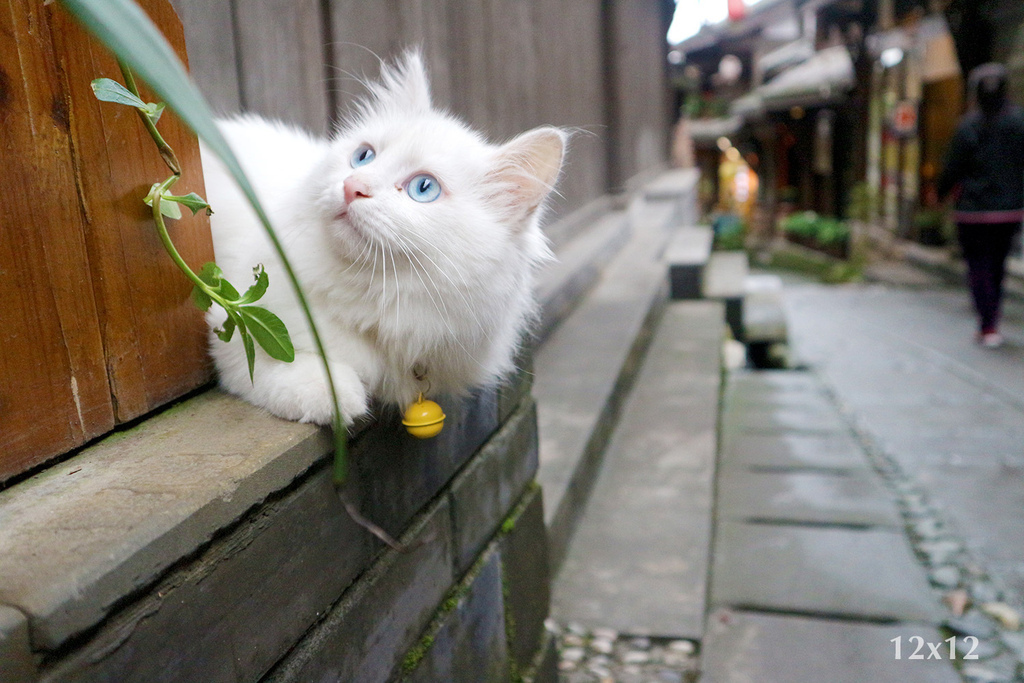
{"left": 402, "top": 394, "right": 445, "bottom": 439}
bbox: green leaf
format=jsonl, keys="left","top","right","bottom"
{"left": 143, "top": 184, "right": 182, "bottom": 219}
{"left": 64, "top": 0, "right": 260, "bottom": 215}
{"left": 217, "top": 278, "right": 240, "bottom": 302}
{"left": 90, "top": 77, "right": 147, "bottom": 108}
{"left": 190, "top": 284, "right": 212, "bottom": 311}
{"left": 241, "top": 329, "right": 256, "bottom": 383}
{"left": 238, "top": 306, "right": 295, "bottom": 362}
{"left": 145, "top": 101, "right": 165, "bottom": 124}
{"left": 237, "top": 265, "right": 269, "bottom": 304}
{"left": 158, "top": 197, "right": 181, "bottom": 219}
{"left": 215, "top": 316, "right": 236, "bottom": 343}
{"left": 165, "top": 191, "right": 210, "bottom": 215}
{"left": 197, "top": 262, "right": 222, "bottom": 287}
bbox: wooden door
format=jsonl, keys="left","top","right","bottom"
{"left": 0, "top": 0, "right": 214, "bottom": 483}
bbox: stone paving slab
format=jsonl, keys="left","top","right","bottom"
{"left": 716, "top": 470, "right": 902, "bottom": 527}
{"left": 723, "top": 384, "right": 832, "bottom": 410}
{"left": 550, "top": 302, "right": 723, "bottom": 640}
{"left": 727, "top": 371, "right": 828, "bottom": 396}
{"left": 783, "top": 285, "right": 1024, "bottom": 606}
{"left": 719, "top": 433, "right": 869, "bottom": 472}
{"left": 700, "top": 610, "right": 962, "bottom": 683}
{"left": 711, "top": 521, "right": 942, "bottom": 623}
{"left": 722, "top": 403, "right": 848, "bottom": 435}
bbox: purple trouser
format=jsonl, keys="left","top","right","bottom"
{"left": 957, "top": 222, "right": 1020, "bottom": 332}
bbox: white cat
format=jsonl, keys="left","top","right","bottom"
{"left": 200, "top": 52, "right": 566, "bottom": 425}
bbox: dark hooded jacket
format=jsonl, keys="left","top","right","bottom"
{"left": 938, "top": 103, "right": 1024, "bottom": 224}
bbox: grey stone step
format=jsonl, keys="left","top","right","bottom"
{"left": 743, "top": 274, "right": 788, "bottom": 345}
{"left": 702, "top": 251, "right": 748, "bottom": 340}
{"left": 702, "top": 251, "right": 748, "bottom": 300}
{"left": 534, "top": 198, "right": 679, "bottom": 573}
{"left": 643, "top": 168, "right": 700, "bottom": 227}
{"left": 665, "top": 225, "right": 713, "bottom": 300}
{"left": 550, "top": 301, "right": 724, "bottom": 640}
{"left": 700, "top": 610, "right": 962, "bottom": 683}
{"left": 543, "top": 195, "right": 615, "bottom": 251}
{"left": 644, "top": 168, "right": 700, "bottom": 202}
{"left": 536, "top": 209, "right": 630, "bottom": 344}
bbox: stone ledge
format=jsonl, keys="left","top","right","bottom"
{"left": 500, "top": 486, "right": 551, "bottom": 676}
{"left": 0, "top": 378, "right": 524, "bottom": 657}
{"left": 449, "top": 400, "right": 539, "bottom": 573}
{"left": 403, "top": 548, "right": 509, "bottom": 682}
{"left": 0, "top": 390, "right": 330, "bottom": 651}
{"left": 39, "top": 464, "right": 372, "bottom": 682}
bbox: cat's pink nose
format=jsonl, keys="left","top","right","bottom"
{"left": 344, "top": 176, "right": 373, "bottom": 204}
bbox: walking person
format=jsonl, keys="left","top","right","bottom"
{"left": 939, "top": 63, "right": 1024, "bottom": 347}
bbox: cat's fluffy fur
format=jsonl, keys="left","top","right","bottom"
{"left": 201, "top": 52, "right": 566, "bottom": 425}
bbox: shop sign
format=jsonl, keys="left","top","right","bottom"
{"left": 890, "top": 100, "right": 918, "bottom": 138}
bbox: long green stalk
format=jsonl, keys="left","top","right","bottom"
{"left": 61, "top": 0, "right": 348, "bottom": 483}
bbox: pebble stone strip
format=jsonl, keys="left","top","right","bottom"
{"left": 825, "top": 385, "right": 1024, "bottom": 683}
{"left": 548, "top": 620, "right": 699, "bottom": 683}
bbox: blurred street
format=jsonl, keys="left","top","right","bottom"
{"left": 548, "top": 260, "right": 1024, "bottom": 682}
{"left": 786, "top": 276, "right": 1024, "bottom": 604}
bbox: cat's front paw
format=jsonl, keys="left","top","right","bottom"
{"left": 298, "top": 362, "right": 368, "bottom": 426}
{"left": 215, "top": 348, "right": 369, "bottom": 426}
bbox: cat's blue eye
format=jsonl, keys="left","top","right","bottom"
{"left": 406, "top": 174, "right": 442, "bottom": 203}
{"left": 351, "top": 144, "right": 375, "bottom": 168}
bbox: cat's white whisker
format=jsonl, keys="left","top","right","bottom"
{"left": 401, "top": 239, "right": 488, "bottom": 336}
{"left": 399, "top": 242, "right": 491, "bottom": 373}
{"left": 392, "top": 234, "right": 496, "bottom": 374}
{"left": 338, "top": 237, "right": 375, "bottom": 277}
{"left": 380, "top": 240, "right": 388, "bottom": 317}
{"left": 367, "top": 239, "right": 380, "bottom": 300}
{"left": 386, "top": 242, "right": 401, "bottom": 330}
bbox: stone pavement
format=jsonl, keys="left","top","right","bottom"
{"left": 548, "top": 270, "right": 1024, "bottom": 682}
{"left": 704, "top": 369, "right": 957, "bottom": 683}
{"left": 782, "top": 280, "right": 1024, "bottom": 682}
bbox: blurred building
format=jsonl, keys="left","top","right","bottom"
{"left": 670, "top": 0, "right": 1024, "bottom": 249}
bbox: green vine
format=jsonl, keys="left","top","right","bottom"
{"left": 91, "top": 64, "right": 294, "bottom": 383}
{"left": 63, "top": 0, "right": 348, "bottom": 486}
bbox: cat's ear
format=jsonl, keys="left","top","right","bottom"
{"left": 487, "top": 127, "right": 567, "bottom": 225}
{"left": 366, "top": 50, "right": 432, "bottom": 115}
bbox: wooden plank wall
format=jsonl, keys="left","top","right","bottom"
{"left": 0, "top": 0, "right": 213, "bottom": 483}
{"left": 169, "top": 0, "right": 674, "bottom": 214}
